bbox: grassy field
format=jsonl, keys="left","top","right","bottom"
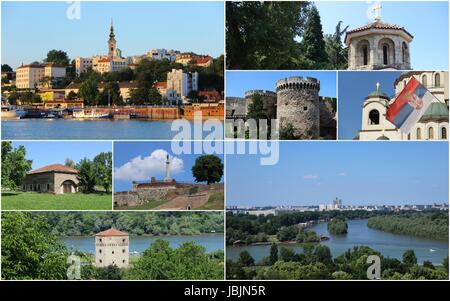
{"left": 196, "top": 192, "right": 224, "bottom": 210}
{"left": 1, "top": 191, "right": 112, "bottom": 210}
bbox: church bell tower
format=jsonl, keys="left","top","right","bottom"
{"left": 108, "top": 19, "right": 117, "bottom": 58}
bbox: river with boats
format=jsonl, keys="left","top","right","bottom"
{"left": 226, "top": 219, "right": 449, "bottom": 264}
{"left": 1, "top": 118, "right": 224, "bottom": 140}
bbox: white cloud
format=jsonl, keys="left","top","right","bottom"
{"left": 114, "top": 149, "right": 183, "bottom": 181}
{"left": 338, "top": 172, "right": 347, "bottom": 177}
{"left": 303, "top": 175, "right": 319, "bottom": 180}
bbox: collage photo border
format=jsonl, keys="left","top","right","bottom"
{"left": 0, "top": 0, "right": 449, "bottom": 282}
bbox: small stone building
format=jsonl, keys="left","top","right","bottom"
{"left": 22, "top": 164, "right": 79, "bottom": 194}
{"left": 95, "top": 228, "right": 129, "bottom": 268}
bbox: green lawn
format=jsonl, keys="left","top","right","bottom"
{"left": 114, "top": 199, "right": 168, "bottom": 210}
{"left": 1, "top": 191, "right": 112, "bottom": 210}
{"left": 196, "top": 192, "right": 224, "bottom": 210}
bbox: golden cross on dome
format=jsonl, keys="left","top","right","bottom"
{"left": 373, "top": 3, "right": 382, "bottom": 21}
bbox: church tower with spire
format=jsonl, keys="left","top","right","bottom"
{"left": 108, "top": 19, "right": 117, "bottom": 58}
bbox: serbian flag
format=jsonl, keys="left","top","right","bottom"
{"left": 386, "top": 77, "right": 434, "bottom": 134}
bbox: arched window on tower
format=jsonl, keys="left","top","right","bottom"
{"left": 422, "top": 75, "right": 428, "bottom": 86}
{"left": 407, "top": 133, "right": 411, "bottom": 140}
{"left": 383, "top": 45, "right": 389, "bottom": 65}
{"left": 416, "top": 128, "right": 422, "bottom": 140}
{"left": 363, "top": 46, "right": 368, "bottom": 65}
{"left": 369, "top": 110, "right": 380, "bottom": 125}
{"left": 402, "top": 42, "right": 408, "bottom": 64}
{"left": 435, "top": 73, "right": 441, "bottom": 87}
{"left": 442, "top": 127, "right": 447, "bottom": 139}
{"left": 428, "top": 127, "right": 434, "bottom": 139}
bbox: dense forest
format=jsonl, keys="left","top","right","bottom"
{"left": 367, "top": 211, "right": 448, "bottom": 241}
{"left": 227, "top": 245, "right": 449, "bottom": 280}
{"left": 327, "top": 218, "right": 348, "bottom": 235}
{"left": 23, "top": 212, "right": 224, "bottom": 237}
{"left": 1, "top": 212, "right": 223, "bottom": 280}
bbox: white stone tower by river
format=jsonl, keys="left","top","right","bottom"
{"left": 94, "top": 228, "right": 129, "bottom": 268}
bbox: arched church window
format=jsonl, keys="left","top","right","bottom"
{"left": 369, "top": 110, "right": 380, "bottom": 125}
{"left": 416, "top": 128, "right": 421, "bottom": 140}
{"left": 363, "top": 46, "right": 368, "bottom": 65}
{"left": 422, "top": 75, "right": 428, "bottom": 86}
{"left": 383, "top": 45, "right": 389, "bottom": 65}
{"left": 442, "top": 127, "right": 447, "bottom": 139}
{"left": 435, "top": 73, "right": 441, "bottom": 87}
{"left": 428, "top": 127, "right": 434, "bottom": 139}
{"left": 407, "top": 133, "right": 411, "bottom": 140}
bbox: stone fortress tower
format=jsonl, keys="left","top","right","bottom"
{"left": 95, "top": 228, "right": 129, "bottom": 268}
{"left": 345, "top": 5, "right": 413, "bottom": 70}
{"left": 244, "top": 90, "right": 277, "bottom": 119}
{"left": 276, "top": 76, "right": 320, "bottom": 139}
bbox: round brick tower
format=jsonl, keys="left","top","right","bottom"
{"left": 244, "top": 90, "right": 277, "bottom": 119}
{"left": 276, "top": 76, "right": 320, "bottom": 139}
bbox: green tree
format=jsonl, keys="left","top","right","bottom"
{"left": 269, "top": 243, "right": 278, "bottom": 265}
{"left": 44, "top": 49, "right": 70, "bottom": 66}
{"left": 191, "top": 155, "right": 223, "bottom": 184}
{"left": 66, "top": 90, "right": 78, "bottom": 100}
{"left": 1, "top": 64, "right": 13, "bottom": 72}
{"left": 64, "top": 158, "right": 75, "bottom": 168}
{"left": 238, "top": 250, "right": 255, "bottom": 266}
{"left": 126, "top": 240, "right": 223, "bottom": 280}
{"left": 93, "top": 152, "right": 112, "bottom": 193}
{"left": 324, "top": 21, "right": 348, "bottom": 69}
{"left": 148, "top": 87, "right": 163, "bottom": 105}
{"left": 402, "top": 249, "right": 417, "bottom": 267}
{"left": 300, "top": 5, "right": 328, "bottom": 64}
{"left": 1, "top": 212, "right": 68, "bottom": 279}
{"left": 1, "top": 141, "right": 32, "bottom": 190}
{"left": 79, "top": 78, "right": 99, "bottom": 106}
{"left": 95, "top": 265, "right": 122, "bottom": 280}
{"left": 76, "top": 158, "right": 96, "bottom": 193}
{"left": 96, "top": 81, "right": 123, "bottom": 106}
{"left": 327, "top": 217, "right": 348, "bottom": 235}
{"left": 226, "top": 1, "right": 310, "bottom": 69}
{"left": 279, "top": 247, "right": 296, "bottom": 262}
{"left": 279, "top": 123, "right": 296, "bottom": 140}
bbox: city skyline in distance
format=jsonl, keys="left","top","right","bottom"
{"left": 1, "top": 1, "right": 224, "bottom": 69}
{"left": 226, "top": 141, "right": 449, "bottom": 207}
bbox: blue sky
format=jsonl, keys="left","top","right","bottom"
{"left": 338, "top": 71, "right": 402, "bottom": 140}
{"left": 226, "top": 71, "right": 337, "bottom": 98}
{"left": 11, "top": 141, "right": 112, "bottom": 169}
{"left": 315, "top": 1, "right": 449, "bottom": 70}
{"left": 114, "top": 141, "right": 224, "bottom": 192}
{"left": 1, "top": 1, "right": 224, "bottom": 69}
{"left": 226, "top": 141, "right": 448, "bottom": 206}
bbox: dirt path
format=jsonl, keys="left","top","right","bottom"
{"left": 154, "top": 192, "right": 211, "bottom": 210}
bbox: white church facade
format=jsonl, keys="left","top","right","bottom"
{"left": 358, "top": 71, "right": 449, "bottom": 140}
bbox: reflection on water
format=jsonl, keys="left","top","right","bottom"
{"left": 1, "top": 119, "right": 223, "bottom": 140}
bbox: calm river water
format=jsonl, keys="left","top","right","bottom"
{"left": 227, "top": 219, "right": 448, "bottom": 264}
{"left": 61, "top": 233, "right": 224, "bottom": 254}
{"left": 1, "top": 119, "right": 223, "bottom": 140}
